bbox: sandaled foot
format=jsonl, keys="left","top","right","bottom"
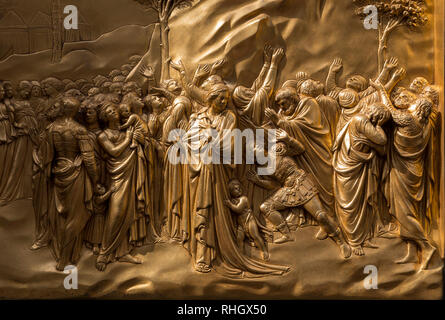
{"left": 315, "top": 228, "right": 328, "bottom": 240}
{"left": 352, "top": 245, "right": 364, "bottom": 256}
{"left": 118, "top": 254, "right": 142, "bottom": 264}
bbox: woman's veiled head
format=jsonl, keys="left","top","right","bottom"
{"left": 207, "top": 83, "right": 230, "bottom": 113}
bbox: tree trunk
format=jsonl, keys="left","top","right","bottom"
{"left": 159, "top": 19, "right": 171, "bottom": 82}
{"left": 51, "top": 0, "right": 63, "bottom": 63}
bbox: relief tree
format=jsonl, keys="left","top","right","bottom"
{"left": 134, "top": 0, "right": 194, "bottom": 82}
{"left": 353, "top": 0, "right": 428, "bottom": 72}
{"left": 51, "top": 0, "right": 64, "bottom": 63}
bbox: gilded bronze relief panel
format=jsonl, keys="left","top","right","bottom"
{"left": 0, "top": 0, "right": 443, "bottom": 299}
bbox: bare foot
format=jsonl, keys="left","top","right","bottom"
{"left": 363, "top": 239, "right": 379, "bottom": 249}
{"left": 352, "top": 245, "right": 365, "bottom": 256}
{"left": 195, "top": 263, "right": 211, "bottom": 273}
{"left": 274, "top": 234, "right": 292, "bottom": 244}
{"left": 30, "top": 241, "right": 47, "bottom": 251}
{"left": 315, "top": 228, "right": 328, "bottom": 240}
{"left": 396, "top": 242, "right": 414, "bottom": 264}
{"left": 340, "top": 243, "right": 352, "bottom": 259}
{"left": 96, "top": 254, "right": 108, "bottom": 272}
{"left": 56, "top": 262, "right": 66, "bottom": 272}
{"left": 261, "top": 251, "right": 270, "bottom": 261}
{"left": 118, "top": 254, "right": 143, "bottom": 264}
{"left": 93, "top": 245, "right": 100, "bottom": 256}
{"left": 419, "top": 243, "right": 436, "bottom": 271}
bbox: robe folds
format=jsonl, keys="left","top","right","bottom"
{"left": 48, "top": 155, "right": 94, "bottom": 264}
{"left": 100, "top": 129, "right": 150, "bottom": 259}
{"left": 277, "top": 97, "right": 334, "bottom": 214}
{"left": 333, "top": 116, "right": 382, "bottom": 246}
{"left": 184, "top": 108, "right": 289, "bottom": 278}
{"left": 384, "top": 123, "right": 431, "bottom": 241}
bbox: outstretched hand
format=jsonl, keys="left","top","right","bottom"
{"left": 384, "top": 57, "right": 399, "bottom": 70}
{"left": 139, "top": 65, "right": 154, "bottom": 78}
{"left": 271, "top": 48, "right": 285, "bottom": 65}
{"left": 211, "top": 58, "right": 226, "bottom": 72}
{"left": 171, "top": 59, "right": 185, "bottom": 74}
{"left": 195, "top": 64, "right": 211, "bottom": 78}
{"left": 330, "top": 58, "right": 343, "bottom": 73}
{"left": 264, "top": 44, "right": 274, "bottom": 63}
{"left": 276, "top": 128, "right": 289, "bottom": 143}
{"left": 296, "top": 71, "right": 309, "bottom": 81}
{"left": 392, "top": 67, "right": 406, "bottom": 81}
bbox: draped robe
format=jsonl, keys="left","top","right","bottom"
{"left": 99, "top": 129, "right": 149, "bottom": 259}
{"left": 333, "top": 115, "right": 383, "bottom": 246}
{"left": 384, "top": 114, "right": 431, "bottom": 241}
{"left": 184, "top": 108, "right": 289, "bottom": 278}
{"left": 277, "top": 97, "right": 334, "bottom": 213}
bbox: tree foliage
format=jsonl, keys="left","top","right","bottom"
{"left": 353, "top": 0, "right": 428, "bottom": 30}
{"left": 135, "top": 0, "right": 194, "bottom": 21}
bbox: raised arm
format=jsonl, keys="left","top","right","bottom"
{"left": 251, "top": 45, "right": 273, "bottom": 92}
{"left": 258, "top": 48, "right": 285, "bottom": 98}
{"left": 376, "top": 57, "right": 398, "bottom": 84}
{"left": 192, "top": 64, "right": 211, "bottom": 86}
{"left": 139, "top": 65, "right": 157, "bottom": 93}
{"left": 326, "top": 58, "right": 343, "bottom": 94}
{"left": 371, "top": 78, "right": 408, "bottom": 126}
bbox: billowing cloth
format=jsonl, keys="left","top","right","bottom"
{"left": 277, "top": 97, "right": 334, "bottom": 213}
{"left": 384, "top": 120, "right": 431, "bottom": 241}
{"left": 48, "top": 156, "right": 94, "bottom": 265}
{"left": 99, "top": 129, "right": 149, "bottom": 259}
{"left": 163, "top": 96, "right": 192, "bottom": 242}
{"left": 333, "top": 116, "right": 382, "bottom": 247}
{"left": 184, "top": 108, "right": 289, "bottom": 278}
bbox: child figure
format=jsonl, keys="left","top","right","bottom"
{"left": 118, "top": 103, "right": 149, "bottom": 148}
{"left": 224, "top": 179, "right": 270, "bottom": 261}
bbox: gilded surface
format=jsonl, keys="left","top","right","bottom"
{"left": 0, "top": 0, "right": 443, "bottom": 299}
